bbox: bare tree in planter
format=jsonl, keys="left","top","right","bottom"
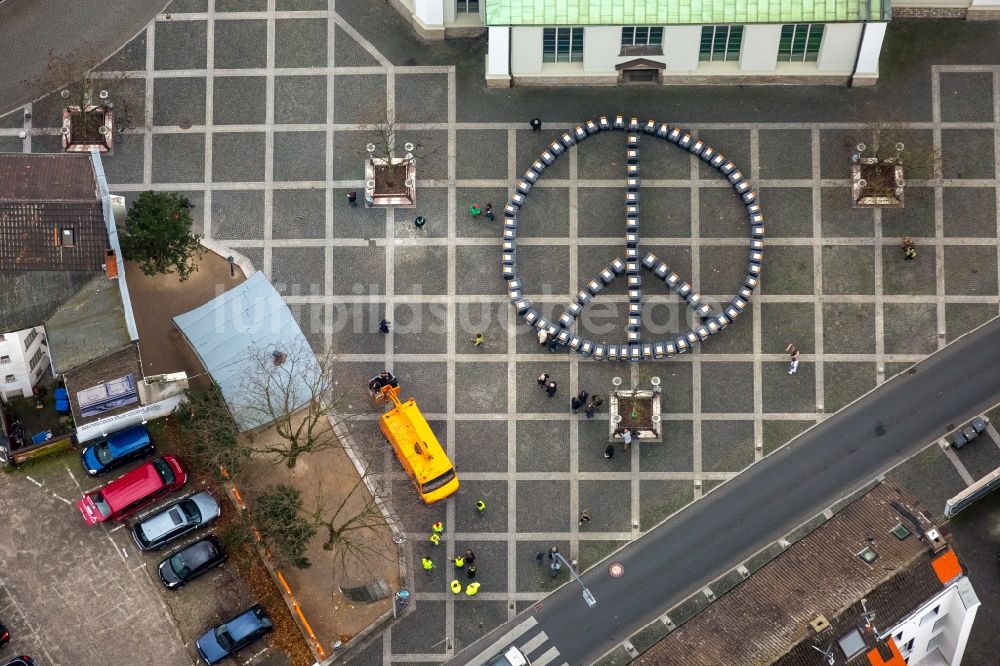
{"left": 235, "top": 339, "right": 351, "bottom": 470}
{"left": 23, "top": 48, "right": 131, "bottom": 153}
{"left": 849, "top": 110, "right": 941, "bottom": 209}
{"left": 362, "top": 106, "right": 438, "bottom": 207}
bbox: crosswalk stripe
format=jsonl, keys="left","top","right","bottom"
{"left": 464, "top": 616, "right": 540, "bottom": 666}
{"left": 532, "top": 646, "right": 561, "bottom": 666}
{"left": 517, "top": 631, "right": 548, "bottom": 657}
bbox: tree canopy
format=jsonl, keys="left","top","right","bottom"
{"left": 121, "top": 191, "right": 203, "bottom": 281}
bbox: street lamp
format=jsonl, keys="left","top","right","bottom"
{"left": 552, "top": 553, "right": 597, "bottom": 608}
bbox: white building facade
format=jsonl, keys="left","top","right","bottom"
{"left": 881, "top": 575, "right": 980, "bottom": 666}
{"left": 0, "top": 326, "right": 50, "bottom": 401}
{"left": 395, "top": 0, "right": 1000, "bottom": 87}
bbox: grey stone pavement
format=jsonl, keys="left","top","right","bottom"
{"left": 1, "top": 3, "right": 1000, "bottom": 664}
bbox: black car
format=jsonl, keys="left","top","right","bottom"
{"left": 3, "top": 659, "right": 35, "bottom": 666}
{"left": 158, "top": 536, "right": 226, "bottom": 589}
{"left": 0, "top": 621, "right": 8, "bottom": 647}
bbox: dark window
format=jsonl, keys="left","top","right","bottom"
{"left": 543, "top": 27, "right": 584, "bottom": 63}
{"left": 778, "top": 24, "right": 824, "bottom": 62}
{"left": 621, "top": 26, "right": 663, "bottom": 46}
{"left": 700, "top": 25, "right": 743, "bottom": 61}
{"left": 456, "top": 0, "right": 479, "bottom": 12}
{"left": 4, "top": 375, "right": 15, "bottom": 383}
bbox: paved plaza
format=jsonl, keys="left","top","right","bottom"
{"left": 2, "top": 3, "right": 1000, "bottom": 664}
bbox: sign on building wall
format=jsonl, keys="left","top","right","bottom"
{"left": 77, "top": 374, "right": 138, "bottom": 418}
{"left": 75, "top": 394, "right": 186, "bottom": 443}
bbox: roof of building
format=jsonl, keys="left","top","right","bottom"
{"left": 484, "top": 0, "right": 887, "bottom": 26}
{"left": 63, "top": 344, "right": 143, "bottom": 426}
{"left": 172, "top": 270, "right": 320, "bottom": 432}
{"left": 0, "top": 153, "right": 108, "bottom": 273}
{"left": 44, "top": 273, "right": 132, "bottom": 375}
{"left": 636, "top": 482, "right": 949, "bottom": 666}
{"left": 0, "top": 270, "right": 101, "bottom": 333}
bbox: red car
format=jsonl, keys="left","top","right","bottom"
{"left": 77, "top": 456, "right": 187, "bottom": 525}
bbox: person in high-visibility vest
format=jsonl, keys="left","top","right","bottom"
{"left": 450, "top": 580, "right": 462, "bottom": 594}
{"left": 476, "top": 500, "right": 486, "bottom": 513}
{"left": 465, "top": 582, "right": 481, "bottom": 596}
{"left": 429, "top": 533, "right": 441, "bottom": 546}
{"left": 421, "top": 557, "right": 434, "bottom": 571}
{"left": 432, "top": 521, "right": 444, "bottom": 534}
{"left": 452, "top": 555, "right": 465, "bottom": 568}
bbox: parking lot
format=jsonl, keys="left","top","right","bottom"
{"left": 0, "top": 451, "right": 271, "bottom": 666}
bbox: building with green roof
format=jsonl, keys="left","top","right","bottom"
{"left": 392, "top": 0, "right": 996, "bottom": 86}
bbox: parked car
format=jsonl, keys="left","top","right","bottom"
{"left": 0, "top": 620, "right": 8, "bottom": 647}
{"left": 2, "top": 659, "right": 35, "bottom": 666}
{"left": 77, "top": 456, "right": 187, "bottom": 525}
{"left": 158, "top": 536, "right": 226, "bottom": 589}
{"left": 485, "top": 646, "right": 531, "bottom": 666}
{"left": 195, "top": 604, "right": 273, "bottom": 665}
{"left": 81, "top": 424, "right": 154, "bottom": 476}
{"left": 132, "top": 491, "right": 220, "bottom": 551}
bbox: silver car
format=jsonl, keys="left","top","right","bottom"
{"left": 132, "top": 491, "right": 220, "bottom": 551}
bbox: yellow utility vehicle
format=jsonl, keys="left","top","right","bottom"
{"left": 375, "top": 378, "right": 458, "bottom": 504}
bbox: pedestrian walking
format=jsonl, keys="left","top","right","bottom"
{"left": 548, "top": 545, "right": 559, "bottom": 560}
{"left": 546, "top": 380, "right": 557, "bottom": 397}
{"left": 421, "top": 556, "right": 434, "bottom": 571}
{"left": 414, "top": 216, "right": 426, "bottom": 228}
{"left": 475, "top": 500, "right": 486, "bottom": 513}
{"left": 537, "top": 372, "right": 549, "bottom": 386}
{"left": 470, "top": 203, "right": 482, "bottom": 217}
{"left": 904, "top": 246, "right": 917, "bottom": 260}
{"left": 785, "top": 343, "right": 799, "bottom": 359}
{"left": 466, "top": 564, "right": 477, "bottom": 579}
{"left": 578, "top": 390, "right": 589, "bottom": 404}
{"left": 465, "top": 582, "right": 481, "bottom": 596}
{"left": 548, "top": 335, "right": 559, "bottom": 353}
{"left": 571, "top": 396, "right": 583, "bottom": 413}
{"left": 549, "top": 560, "right": 561, "bottom": 578}
{"left": 473, "top": 332, "right": 485, "bottom": 347}
{"left": 788, "top": 358, "right": 799, "bottom": 375}
{"left": 622, "top": 428, "right": 633, "bottom": 452}
{"left": 585, "top": 403, "right": 596, "bottom": 419}
{"left": 429, "top": 533, "right": 441, "bottom": 546}
{"left": 530, "top": 118, "right": 542, "bottom": 131}
{"left": 464, "top": 548, "right": 475, "bottom": 564}
{"left": 451, "top": 555, "right": 465, "bottom": 568}
{"left": 432, "top": 521, "right": 444, "bottom": 534}
{"left": 537, "top": 328, "right": 549, "bottom": 346}
{"left": 378, "top": 318, "right": 391, "bottom": 334}
{"left": 347, "top": 191, "right": 358, "bottom": 206}
{"left": 604, "top": 444, "right": 615, "bottom": 459}
{"left": 579, "top": 509, "right": 591, "bottom": 526}
{"left": 450, "top": 580, "right": 462, "bottom": 594}
{"left": 484, "top": 203, "right": 494, "bottom": 221}
{"left": 536, "top": 552, "right": 545, "bottom": 565}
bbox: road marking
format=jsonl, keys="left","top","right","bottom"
{"left": 518, "top": 631, "right": 548, "bottom": 656}
{"left": 109, "top": 524, "right": 125, "bottom": 533}
{"left": 463, "top": 616, "right": 539, "bottom": 666}
{"left": 25, "top": 475, "right": 42, "bottom": 487}
{"left": 52, "top": 493, "right": 71, "bottom": 505}
{"left": 532, "top": 646, "right": 561, "bottom": 666}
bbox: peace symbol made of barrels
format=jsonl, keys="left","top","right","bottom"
{"left": 502, "top": 115, "right": 764, "bottom": 362}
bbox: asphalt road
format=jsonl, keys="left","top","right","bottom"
{"left": 0, "top": 0, "right": 167, "bottom": 116}
{"left": 451, "top": 316, "right": 1000, "bottom": 666}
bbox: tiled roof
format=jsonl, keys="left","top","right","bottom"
{"left": 484, "top": 0, "right": 887, "bottom": 25}
{"left": 0, "top": 153, "right": 108, "bottom": 273}
{"left": 635, "top": 483, "right": 945, "bottom": 666}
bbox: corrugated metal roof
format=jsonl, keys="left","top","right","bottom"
{"left": 172, "top": 271, "right": 319, "bottom": 431}
{"left": 636, "top": 483, "right": 945, "bottom": 666}
{"left": 484, "top": 0, "right": 886, "bottom": 25}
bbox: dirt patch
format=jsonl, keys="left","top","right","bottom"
{"left": 238, "top": 413, "right": 400, "bottom": 650}
{"left": 124, "top": 252, "right": 245, "bottom": 389}
{"left": 619, "top": 396, "right": 654, "bottom": 430}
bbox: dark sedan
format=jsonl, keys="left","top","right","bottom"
{"left": 196, "top": 604, "right": 273, "bottom": 665}
{"left": 158, "top": 536, "right": 226, "bottom": 589}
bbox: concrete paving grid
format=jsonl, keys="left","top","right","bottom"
{"left": 2, "top": 2, "right": 1000, "bottom": 663}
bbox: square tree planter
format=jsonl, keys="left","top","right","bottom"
{"left": 62, "top": 105, "right": 113, "bottom": 153}
{"left": 364, "top": 157, "right": 416, "bottom": 207}
{"left": 608, "top": 387, "right": 662, "bottom": 442}
{"left": 852, "top": 157, "right": 904, "bottom": 208}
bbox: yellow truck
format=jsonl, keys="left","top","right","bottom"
{"left": 376, "top": 381, "right": 459, "bottom": 504}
